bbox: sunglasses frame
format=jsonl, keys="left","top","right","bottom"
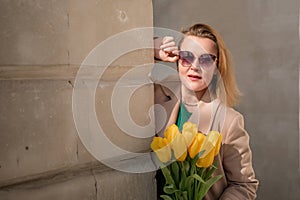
{"left": 178, "top": 50, "right": 217, "bottom": 69}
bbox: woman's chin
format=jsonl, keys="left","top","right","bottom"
{"left": 183, "top": 84, "right": 207, "bottom": 93}
{"left": 189, "top": 83, "right": 207, "bottom": 92}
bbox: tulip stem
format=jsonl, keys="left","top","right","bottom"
{"left": 194, "top": 180, "right": 198, "bottom": 200}
{"left": 179, "top": 161, "right": 187, "bottom": 179}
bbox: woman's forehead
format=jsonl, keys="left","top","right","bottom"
{"left": 180, "top": 36, "right": 217, "bottom": 55}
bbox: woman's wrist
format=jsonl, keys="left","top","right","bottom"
{"left": 154, "top": 37, "right": 162, "bottom": 60}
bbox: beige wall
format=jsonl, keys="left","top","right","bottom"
{"left": 0, "top": 0, "right": 156, "bottom": 199}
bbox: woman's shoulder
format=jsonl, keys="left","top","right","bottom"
{"left": 217, "top": 102, "right": 246, "bottom": 134}
{"left": 225, "top": 106, "right": 244, "bottom": 121}
{"left": 212, "top": 99, "right": 243, "bottom": 122}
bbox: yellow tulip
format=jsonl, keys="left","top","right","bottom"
{"left": 214, "top": 133, "right": 222, "bottom": 156}
{"left": 196, "top": 148, "right": 215, "bottom": 168}
{"left": 200, "top": 131, "right": 221, "bottom": 158}
{"left": 196, "top": 131, "right": 222, "bottom": 168}
{"left": 151, "top": 137, "right": 171, "bottom": 163}
{"left": 188, "top": 133, "right": 206, "bottom": 159}
{"left": 172, "top": 133, "right": 187, "bottom": 161}
{"left": 182, "top": 122, "right": 198, "bottom": 146}
{"left": 164, "top": 124, "right": 179, "bottom": 144}
{"left": 163, "top": 124, "right": 187, "bottom": 161}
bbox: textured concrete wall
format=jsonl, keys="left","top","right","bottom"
{"left": 153, "top": 0, "right": 299, "bottom": 199}
{"left": 0, "top": 0, "right": 156, "bottom": 199}
{"left": 0, "top": 169, "right": 155, "bottom": 200}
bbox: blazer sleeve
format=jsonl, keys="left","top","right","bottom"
{"left": 220, "top": 113, "right": 259, "bottom": 200}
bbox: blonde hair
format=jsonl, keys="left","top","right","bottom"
{"left": 180, "top": 23, "right": 241, "bottom": 107}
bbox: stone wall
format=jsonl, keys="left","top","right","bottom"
{"left": 0, "top": 0, "right": 156, "bottom": 199}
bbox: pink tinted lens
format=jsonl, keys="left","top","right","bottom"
{"left": 198, "top": 54, "right": 216, "bottom": 68}
{"left": 179, "top": 51, "right": 195, "bottom": 66}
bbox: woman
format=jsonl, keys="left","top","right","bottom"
{"left": 154, "top": 24, "right": 259, "bottom": 199}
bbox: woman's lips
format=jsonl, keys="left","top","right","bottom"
{"left": 188, "top": 74, "right": 202, "bottom": 81}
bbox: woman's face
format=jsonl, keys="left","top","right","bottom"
{"left": 178, "top": 35, "right": 218, "bottom": 93}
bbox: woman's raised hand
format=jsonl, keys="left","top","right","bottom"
{"left": 154, "top": 36, "right": 179, "bottom": 62}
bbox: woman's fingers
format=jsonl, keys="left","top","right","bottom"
{"left": 160, "top": 36, "right": 176, "bottom": 47}
{"left": 167, "top": 55, "right": 179, "bottom": 62}
{"left": 162, "top": 46, "right": 178, "bottom": 53}
{"left": 162, "top": 36, "right": 174, "bottom": 44}
{"left": 154, "top": 36, "right": 179, "bottom": 62}
{"left": 160, "top": 41, "right": 176, "bottom": 48}
{"left": 172, "top": 49, "right": 179, "bottom": 55}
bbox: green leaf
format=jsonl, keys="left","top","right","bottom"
{"left": 197, "top": 167, "right": 206, "bottom": 177}
{"left": 190, "top": 174, "right": 206, "bottom": 183}
{"left": 186, "top": 173, "right": 206, "bottom": 199}
{"left": 179, "top": 176, "right": 187, "bottom": 191}
{"left": 190, "top": 164, "right": 196, "bottom": 176}
{"left": 161, "top": 167, "right": 176, "bottom": 185}
{"left": 163, "top": 184, "right": 179, "bottom": 194}
{"left": 171, "top": 162, "right": 180, "bottom": 186}
{"left": 204, "top": 164, "right": 217, "bottom": 181}
{"left": 191, "top": 150, "right": 205, "bottom": 166}
{"left": 179, "top": 162, "right": 187, "bottom": 191}
{"left": 160, "top": 195, "right": 173, "bottom": 200}
{"left": 199, "top": 175, "right": 224, "bottom": 197}
{"left": 182, "top": 191, "right": 188, "bottom": 200}
{"left": 183, "top": 161, "right": 190, "bottom": 175}
{"left": 186, "top": 176, "right": 194, "bottom": 185}
{"left": 186, "top": 176, "right": 194, "bottom": 199}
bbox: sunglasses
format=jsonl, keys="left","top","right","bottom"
{"left": 178, "top": 51, "right": 217, "bottom": 69}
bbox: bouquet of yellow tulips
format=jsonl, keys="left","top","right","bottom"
{"left": 151, "top": 122, "right": 223, "bottom": 200}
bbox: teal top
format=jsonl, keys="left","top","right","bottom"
{"left": 176, "top": 101, "right": 192, "bottom": 131}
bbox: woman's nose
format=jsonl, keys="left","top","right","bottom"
{"left": 190, "top": 61, "right": 201, "bottom": 71}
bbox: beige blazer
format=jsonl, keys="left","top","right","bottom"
{"left": 154, "top": 84, "right": 259, "bottom": 200}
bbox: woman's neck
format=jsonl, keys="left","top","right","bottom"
{"left": 181, "top": 85, "right": 215, "bottom": 106}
